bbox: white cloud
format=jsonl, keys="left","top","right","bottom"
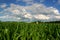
{"left": 0, "top": 3, "right": 7, "bottom": 9}
{"left": 0, "top": 15, "right": 21, "bottom": 21}
{"left": 12, "top": 10, "right": 20, "bottom": 14}
{"left": 55, "top": 16, "right": 60, "bottom": 19}
{"left": 24, "top": 13, "right": 32, "bottom": 19}
{"left": 34, "top": 14, "right": 50, "bottom": 20}
{"left": 0, "top": 3, "right": 60, "bottom": 22}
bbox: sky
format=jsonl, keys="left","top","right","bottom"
{"left": 0, "top": 0, "right": 60, "bottom": 22}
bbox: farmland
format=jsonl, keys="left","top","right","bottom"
{"left": 0, "top": 22, "right": 60, "bottom": 40}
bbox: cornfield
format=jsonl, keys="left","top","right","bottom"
{"left": 0, "top": 22, "right": 60, "bottom": 40}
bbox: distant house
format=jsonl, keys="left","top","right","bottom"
{"left": 36, "top": 21, "right": 38, "bottom": 24}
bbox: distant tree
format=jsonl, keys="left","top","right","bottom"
{"left": 36, "top": 21, "right": 38, "bottom": 24}
{"left": 0, "top": 20, "right": 2, "bottom": 22}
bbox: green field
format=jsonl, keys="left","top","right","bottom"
{"left": 0, "top": 22, "right": 60, "bottom": 40}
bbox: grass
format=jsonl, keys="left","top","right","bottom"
{"left": 0, "top": 22, "right": 60, "bottom": 40}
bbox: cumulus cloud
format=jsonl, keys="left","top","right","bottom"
{"left": 0, "top": 3, "right": 7, "bottom": 9}
{"left": 0, "top": 3, "right": 60, "bottom": 22}
{"left": 0, "top": 15, "right": 21, "bottom": 21}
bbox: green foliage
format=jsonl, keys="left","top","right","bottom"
{"left": 0, "top": 22, "right": 60, "bottom": 40}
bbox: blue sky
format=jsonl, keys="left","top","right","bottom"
{"left": 0, "top": 0, "right": 60, "bottom": 9}
{"left": 0, "top": 0, "right": 60, "bottom": 22}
